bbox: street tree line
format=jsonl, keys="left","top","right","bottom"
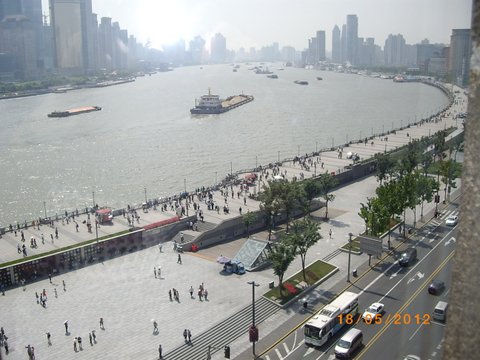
{"left": 359, "top": 130, "right": 462, "bottom": 238}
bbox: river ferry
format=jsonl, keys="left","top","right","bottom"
{"left": 190, "top": 89, "right": 254, "bottom": 114}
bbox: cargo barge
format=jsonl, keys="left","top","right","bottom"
{"left": 48, "top": 106, "right": 102, "bottom": 118}
{"left": 190, "top": 89, "right": 254, "bottom": 114}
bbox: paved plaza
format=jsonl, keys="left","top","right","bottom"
{"left": 0, "top": 86, "right": 467, "bottom": 359}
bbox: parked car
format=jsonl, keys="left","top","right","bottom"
{"left": 362, "top": 302, "right": 384, "bottom": 322}
{"left": 428, "top": 280, "right": 445, "bottom": 295}
{"left": 445, "top": 215, "right": 458, "bottom": 226}
{"left": 398, "top": 247, "right": 417, "bottom": 266}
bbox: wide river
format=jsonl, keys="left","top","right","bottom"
{"left": 0, "top": 64, "right": 449, "bottom": 226}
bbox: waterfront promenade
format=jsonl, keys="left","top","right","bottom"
{"left": 0, "top": 88, "right": 466, "bottom": 359}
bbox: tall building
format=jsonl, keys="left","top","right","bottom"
{"left": 49, "top": 0, "right": 94, "bottom": 74}
{"left": 341, "top": 24, "right": 347, "bottom": 63}
{"left": 416, "top": 42, "right": 445, "bottom": 74}
{"left": 98, "top": 16, "right": 113, "bottom": 69}
{"left": 0, "top": 14, "right": 37, "bottom": 79}
{"left": 384, "top": 34, "right": 406, "bottom": 66}
{"left": 346, "top": 14, "right": 358, "bottom": 65}
{"left": 332, "top": 25, "right": 341, "bottom": 63}
{"left": 189, "top": 35, "right": 205, "bottom": 64}
{"left": 210, "top": 33, "right": 226, "bottom": 63}
{"left": 448, "top": 29, "right": 471, "bottom": 86}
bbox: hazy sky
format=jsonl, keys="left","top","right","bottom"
{"left": 43, "top": 0, "right": 472, "bottom": 51}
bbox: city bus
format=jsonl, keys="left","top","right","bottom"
{"left": 304, "top": 291, "right": 359, "bottom": 347}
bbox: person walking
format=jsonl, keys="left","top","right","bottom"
{"left": 46, "top": 331, "right": 51, "bottom": 345}
{"left": 100, "top": 317, "right": 104, "bottom": 329}
{"left": 154, "top": 267, "right": 157, "bottom": 278}
{"left": 92, "top": 330, "right": 96, "bottom": 343}
{"left": 329, "top": 228, "right": 332, "bottom": 239}
{"left": 158, "top": 343, "right": 163, "bottom": 359}
{"left": 64, "top": 320, "right": 69, "bottom": 333}
{"left": 4, "top": 338, "right": 9, "bottom": 354}
{"left": 204, "top": 288, "right": 209, "bottom": 301}
{"left": 89, "top": 332, "right": 93, "bottom": 346}
{"left": 187, "top": 329, "right": 192, "bottom": 343}
{"left": 153, "top": 320, "right": 158, "bottom": 333}
{"left": 189, "top": 286, "right": 194, "bottom": 298}
{"left": 168, "top": 289, "right": 172, "bottom": 301}
{"left": 177, "top": 253, "right": 182, "bottom": 264}
{"left": 158, "top": 266, "right": 162, "bottom": 278}
{"left": 62, "top": 280, "right": 66, "bottom": 291}
{"left": 73, "top": 338, "right": 78, "bottom": 352}
{"left": 77, "top": 336, "right": 82, "bottom": 350}
{"left": 183, "top": 329, "right": 188, "bottom": 343}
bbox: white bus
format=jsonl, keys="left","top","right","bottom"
{"left": 304, "top": 291, "right": 359, "bottom": 347}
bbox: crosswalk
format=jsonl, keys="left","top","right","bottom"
{"left": 424, "top": 209, "right": 459, "bottom": 231}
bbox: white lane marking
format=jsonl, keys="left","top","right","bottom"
{"left": 378, "top": 226, "right": 456, "bottom": 303}
{"left": 409, "top": 322, "right": 425, "bottom": 341}
{"left": 283, "top": 343, "right": 289, "bottom": 353}
{"left": 389, "top": 267, "right": 403, "bottom": 279}
{"left": 429, "top": 234, "right": 437, "bottom": 243}
{"left": 303, "top": 347, "right": 315, "bottom": 357}
{"left": 445, "top": 237, "right": 456, "bottom": 246}
{"left": 292, "top": 328, "right": 298, "bottom": 348}
{"left": 266, "top": 355, "right": 271, "bottom": 360}
{"left": 275, "top": 348, "right": 284, "bottom": 359}
{"left": 358, "top": 261, "right": 398, "bottom": 297}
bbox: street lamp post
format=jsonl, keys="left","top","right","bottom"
{"left": 297, "top": 145, "right": 300, "bottom": 156}
{"left": 277, "top": 151, "right": 280, "bottom": 163}
{"left": 43, "top": 201, "right": 47, "bottom": 219}
{"left": 215, "top": 171, "right": 217, "bottom": 186}
{"left": 184, "top": 178, "right": 188, "bottom": 216}
{"left": 92, "top": 191, "right": 95, "bottom": 210}
{"left": 331, "top": 137, "right": 334, "bottom": 148}
{"left": 144, "top": 187, "right": 147, "bottom": 204}
{"left": 247, "top": 281, "right": 260, "bottom": 358}
{"left": 347, "top": 233, "right": 353, "bottom": 282}
{"left": 316, "top": 141, "right": 318, "bottom": 153}
{"left": 255, "top": 155, "right": 258, "bottom": 169}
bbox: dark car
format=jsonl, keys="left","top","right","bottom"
{"left": 398, "top": 247, "right": 417, "bottom": 266}
{"left": 428, "top": 280, "right": 445, "bottom": 295}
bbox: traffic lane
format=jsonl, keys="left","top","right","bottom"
{"left": 261, "top": 211, "right": 458, "bottom": 360}
{"left": 315, "top": 228, "right": 457, "bottom": 359}
{"left": 357, "top": 253, "right": 454, "bottom": 360}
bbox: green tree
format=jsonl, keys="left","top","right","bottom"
{"left": 375, "top": 153, "right": 394, "bottom": 184}
{"left": 416, "top": 174, "right": 439, "bottom": 221}
{"left": 439, "top": 159, "right": 460, "bottom": 202}
{"left": 318, "top": 173, "right": 339, "bottom": 220}
{"left": 268, "top": 240, "right": 296, "bottom": 298}
{"left": 276, "top": 180, "right": 304, "bottom": 232}
{"left": 259, "top": 183, "right": 282, "bottom": 240}
{"left": 287, "top": 219, "right": 322, "bottom": 282}
{"left": 242, "top": 210, "right": 256, "bottom": 238}
{"left": 358, "top": 197, "right": 390, "bottom": 237}
{"left": 302, "top": 179, "right": 321, "bottom": 217}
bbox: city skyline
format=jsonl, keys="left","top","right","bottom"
{"left": 42, "top": 0, "right": 472, "bottom": 51}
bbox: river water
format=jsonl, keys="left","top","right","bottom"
{"left": 0, "top": 64, "right": 449, "bottom": 225}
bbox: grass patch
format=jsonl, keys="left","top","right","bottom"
{"left": 264, "top": 260, "right": 336, "bottom": 305}
{"left": 341, "top": 238, "right": 361, "bottom": 252}
{"left": 0, "top": 230, "right": 131, "bottom": 269}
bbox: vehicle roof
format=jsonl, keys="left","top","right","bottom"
{"left": 340, "top": 328, "right": 362, "bottom": 341}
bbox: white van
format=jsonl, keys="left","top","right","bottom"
{"left": 334, "top": 328, "right": 363, "bottom": 358}
{"left": 433, "top": 301, "right": 448, "bottom": 322}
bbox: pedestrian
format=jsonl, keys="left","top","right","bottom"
{"left": 92, "top": 330, "right": 96, "bottom": 343}
{"left": 55, "top": 227, "right": 58, "bottom": 238}
{"left": 46, "top": 331, "right": 52, "bottom": 345}
{"left": 168, "top": 289, "right": 172, "bottom": 301}
{"left": 158, "top": 266, "right": 161, "bottom": 278}
{"left": 244, "top": 197, "right": 247, "bottom": 205}
{"left": 100, "top": 317, "right": 104, "bottom": 329}
{"left": 177, "top": 253, "right": 182, "bottom": 264}
{"left": 48, "top": 273, "right": 52, "bottom": 283}
{"left": 35, "top": 292, "right": 39, "bottom": 303}
{"left": 154, "top": 267, "right": 157, "bottom": 278}
{"left": 329, "top": 228, "right": 332, "bottom": 239}
{"left": 89, "top": 332, "right": 93, "bottom": 345}
{"left": 4, "top": 338, "right": 9, "bottom": 354}
{"left": 74, "top": 338, "right": 78, "bottom": 352}
{"left": 187, "top": 329, "right": 192, "bottom": 343}
{"left": 64, "top": 320, "right": 69, "bottom": 333}
{"left": 198, "top": 288, "right": 203, "bottom": 301}
{"left": 204, "top": 288, "right": 209, "bottom": 301}
{"left": 78, "top": 336, "right": 82, "bottom": 350}
{"left": 153, "top": 320, "right": 158, "bottom": 333}
{"left": 183, "top": 329, "right": 188, "bottom": 342}
{"left": 180, "top": 233, "right": 184, "bottom": 243}
{"left": 54, "top": 288, "right": 58, "bottom": 298}
{"left": 158, "top": 344, "right": 163, "bottom": 359}
{"left": 62, "top": 280, "right": 66, "bottom": 291}
{"left": 189, "top": 285, "right": 194, "bottom": 298}
{"left": 50, "top": 233, "right": 54, "bottom": 242}
{"left": 158, "top": 243, "right": 163, "bottom": 252}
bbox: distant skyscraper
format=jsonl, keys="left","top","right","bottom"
{"left": 210, "top": 33, "right": 226, "bottom": 63}
{"left": 315, "top": 30, "right": 326, "bottom": 62}
{"left": 384, "top": 34, "right": 406, "bottom": 66}
{"left": 0, "top": 14, "right": 37, "bottom": 79}
{"left": 332, "top": 25, "right": 341, "bottom": 63}
{"left": 98, "top": 16, "right": 113, "bottom": 69}
{"left": 341, "top": 24, "right": 347, "bottom": 63}
{"left": 346, "top": 14, "right": 358, "bottom": 65}
{"left": 448, "top": 29, "right": 471, "bottom": 86}
{"left": 49, "top": 0, "right": 94, "bottom": 73}
{"left": 189, "top": 35, "right": 205, "bottom": 64}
